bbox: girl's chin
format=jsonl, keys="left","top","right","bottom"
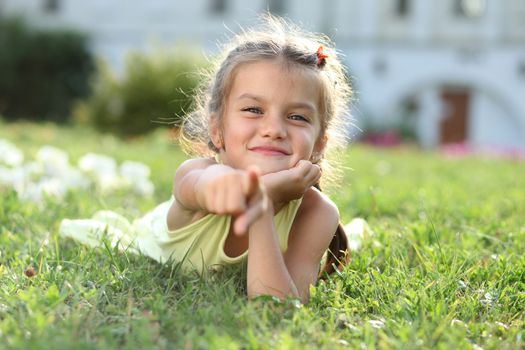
{"left": 243, "top": 161, "right": 293, "bottom": 175}
{"left": 221, "top": 156, "right": 295, "bottom": 174}
{"left": 257, "top": 164, "right": 293, "bottom": 175}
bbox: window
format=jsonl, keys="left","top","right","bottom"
{"left": 519, "top": 60, "right": 525, "bottom": 79}
{"left": 454, "top": 0, "right": 486, "bottom": 18}
{"left": 373, "top": 56, "right": 387, "bottom": 76}
{"left": 395, "top": 0, "right": 410, "bottom": 17}
{"left": 210, "top": 0, "right": 227, "bottom": 15}
{"left": 43, "top": 0, "right": 60, "bottom": 13}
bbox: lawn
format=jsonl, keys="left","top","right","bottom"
{"left": 0, "top": 121, "right": 524, "bottom": 349}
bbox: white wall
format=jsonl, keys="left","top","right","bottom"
{"left": 344, "top": 43, "right": 525, "bottom": 148}
{"left": 470, "top": 93, "right": 524, "bottom": 149}
{"left": 2, "top": 0, "right": 525, "bottom": 149}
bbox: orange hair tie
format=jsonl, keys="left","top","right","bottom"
{"left": 316, "top": 46, "right": 329, "bottom": 67}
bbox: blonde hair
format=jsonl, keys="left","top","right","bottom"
{"left": 180, "top": 15, "right": 353, "bottom": 188}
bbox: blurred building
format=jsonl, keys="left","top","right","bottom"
{"left": 2, "top": 0, "right": 525, "bottom": 149}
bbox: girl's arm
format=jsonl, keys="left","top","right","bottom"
{"left": 168, "top": 157, "right": 266, "bottom": 234}
{"left": 247, "top": 199, "right": 300, "bottom": 300}
{"left": 284, "top": 188, "right": 339, "bottom": 302}
{"left": 173, "top": 158, "right": 237, "bottom": 211}
{"left": 167, "top": 157, "right": 217, "bottom": 230}
{"left": 247, "top": 187, "right": 339, "bottom": 303}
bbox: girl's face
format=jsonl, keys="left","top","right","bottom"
{"left": 212, "top": 59, "right": 326, "bottom": 175}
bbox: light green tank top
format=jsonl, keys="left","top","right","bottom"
{"left": 158, "top": 199, "right": 303, "bottom": 271}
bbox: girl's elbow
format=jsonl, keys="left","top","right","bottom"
{"left": 247, "top": 285, "right": 301, "bottom": 302}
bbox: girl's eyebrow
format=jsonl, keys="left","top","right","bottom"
{"left": 289, "top": 101, "right": 317, "bottom": 113}
{"left": 237, "top": 93, "right": 317, "bottom": 113}
{"left": 237, "top": 93, "right": 264, "bottom": 102}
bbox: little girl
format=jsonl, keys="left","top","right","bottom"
{"left": 61, "top": 16, "right": 353, "bottom": 303}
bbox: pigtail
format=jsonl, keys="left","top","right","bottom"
{"left": 314, "top": 183, "right": 350, "bottom": 278}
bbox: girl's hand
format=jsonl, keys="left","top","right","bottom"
{"left": 197, "top": 165, "right": 269, "bottom": 235}
{"left": 262, "top": 160, "right": 321, "bottom": 205}
{"left": 234, "top": 166, "right": 270, "bottom": 235}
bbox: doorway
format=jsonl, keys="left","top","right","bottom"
{"left": 440, "top": 88, "right": 470, "bottom": 144}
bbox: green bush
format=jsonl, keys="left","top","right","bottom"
{"left": 0, "top": 17, "right": 94, "bottom": 122}
{"left": 75, "top": 48, "right": 206, "bottom": 137}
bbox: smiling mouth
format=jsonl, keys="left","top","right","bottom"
{"left": 250, "top": 146, "right": 290, "bottom": 156}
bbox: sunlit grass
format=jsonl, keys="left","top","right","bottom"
{"left": 1, "top": 121, "right": 524, "bottom": 349}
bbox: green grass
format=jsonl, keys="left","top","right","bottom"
{"left": 1, "top": 120, "right": 524, "bottom": 349}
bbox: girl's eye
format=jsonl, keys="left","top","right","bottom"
{"left": 289, "top": 114, "right": 309, "bottom": 122}
{"left": 242, "top": 107, "right": 263, "bottom": 114}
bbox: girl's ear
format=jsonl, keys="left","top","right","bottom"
{"left": 209, "top": 114, "right": 224, "bottom": 150}
{"left": 311, "top": 135, "right": 328, "bottom": 163}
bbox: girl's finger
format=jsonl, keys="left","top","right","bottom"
{"left": 243, "top": 166, "right": 261, "bottom": 198}
{"left": 233, "top": 214, "right": 248, "bottom": 236}
{"left": 233, "top": 193, "right": 268, "bottom": 235}
{"left": 300, "top": 163, "right": 319, "bottom": 187}
{"left": 310, "top": 164, "right": 321, "bottom": 183}
{"left": 295, "top": 160, "right": 311, "bottom": 175}
{"left": 226, "top": 180, "right": 245, "bottom": 214}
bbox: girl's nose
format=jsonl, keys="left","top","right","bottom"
{"left": 260, "top": 113, "right": 287, "bottom": 139}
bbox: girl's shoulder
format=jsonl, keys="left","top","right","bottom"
{"left": 168, "top": 157, "right": 217, "bottom": 231}
{"left": 176, "top": 157, "right": 217, "bottom": 174}
{"left": 174, "top": 157, "right": 218, "bottom": 183}
{"left": 289, "top": 187, "right": 340, "bottom": 240}
{"left": 299, "top": 187, "right": 339, "bottom": 222}
{"left": 285, "top": 187, "right": 339, "bottom": 267}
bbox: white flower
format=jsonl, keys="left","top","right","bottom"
{"left": 0, "top": 139, "right": 24, "bottom": 167}
{"left": 18, "top": 178, "right": 68, "bottom": 203}
{"left": 344, "top": 218, "right": 373, "bottom": 251}
{"left": 368, "top": 319, "right": 385, "bottom": 329}
{"left": 17, "top": 182, "right": 43, "bottom": 202}
{"left": 78, "top": 153, "right": 121, "bottom": 191}
{"left": 97, "top": 172, "right": 124, "bottom": 194}
{"left": 1, "top": 140, "right": 155, "bottom": 199}
{"left": 0, "top": 162, "right": 42, "bottom": 194}
{"left": 458, "top": 280, "right": 468, "bottom": 289}
{"left": 78, "top": 153, "right": 118, "bottom": 176}
{"left": 133, "top": 179, "right": 155, "bottom": 196}
{"left": 36, "top": 145, "right": 70, "bottom": 176}
{"left": 59, "top": 167, "right": 91, "bottom": 191}
{"left": 119, "top": 161, "right": 154, "bottom": 196}
{"left": 495, "top": 321, "right": 509, "bottom": 329}
{"left": 20, "top": 161, "right": 44, "bottom": 181}
{"left": 40, "top": 178, "right": 68, "bottom": 198}
{"left": 451, "top": 319, "right": 466, "bottom": 327}
{"left": 0, "top": 166, "right": 14, "bottom": 187}
{"left": 480, "top": 291, "right": 496, "bottom": 305}
{"left": 120, "top": 161, "right": 151, "bottom": 181}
